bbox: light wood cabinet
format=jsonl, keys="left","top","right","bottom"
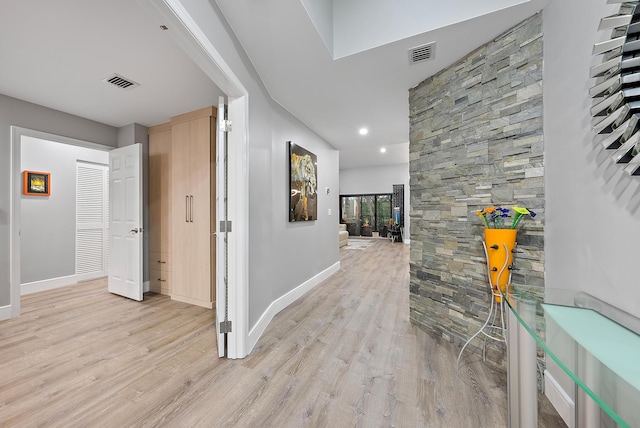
{"left": 170, "top": 107, "right": 216, "bottom": 308}
{"left": 148, "top": 122, "right": 172, "bottom": 295}
{"left": 149, "top": 251, "right": 171, "bottom": 294}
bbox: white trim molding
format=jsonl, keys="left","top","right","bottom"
{"left": 8, "top": 126, "right": 20, "bottom": 320}
{"left": 544, "top": 369, "right": 575, "bottom": 428}
{"left": 0, "top": 305, "right": 12, "bottom": 321}
{"left": 21, "top": 275, "right": 129, "bottom": 296}
{"left": 21, "top": 275, "right": 77, "bottom": 295}
{"left": 247, "top": 261, "right": 341, "bottom": 354}
{"left": 226, "top": 95, "right": 249, "bottom": 358}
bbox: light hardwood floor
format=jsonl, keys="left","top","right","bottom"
{"left": 0, "top": 239, "right": 564, "bottom": 427}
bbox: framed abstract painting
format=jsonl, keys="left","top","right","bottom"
{"left": 289, "top": 142, "right": 317, "bottom": 221}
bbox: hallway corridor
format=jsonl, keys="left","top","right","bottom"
{"left": 0, "top": 239, "right": 563, "bottom": 426}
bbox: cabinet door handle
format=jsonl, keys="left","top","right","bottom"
{"left": 190, "top": 195, "right": 194, "bottom": 222}
{"left": 159, "top": 279, "right": 166, "bottom": 282}
{"left": 157, "top": 260, "right": 166, "bottom": 264}
{"left": 186, "top": 195, "right": 189, "bottom": 222}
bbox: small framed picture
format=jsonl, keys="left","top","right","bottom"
{"left": 23, "top": 170, "right": 51, "bottom": 196}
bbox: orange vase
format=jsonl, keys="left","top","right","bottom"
{"left": 484, "top": 228, "right": 517, "bottom": 302}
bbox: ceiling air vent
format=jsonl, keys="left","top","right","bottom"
{"left": 103, "top": 73, "right": 139, "bottom": 90}
{"left": 408, "top": 42, "right": 436, "bottom": 65}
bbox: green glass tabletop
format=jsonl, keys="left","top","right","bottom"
{"left": 502, "top": 285, "right": 640, "bottom": 427}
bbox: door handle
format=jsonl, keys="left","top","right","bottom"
{"left": 190, "top": 195, "right": 194, "bottom": 222}
{"left": 186, "top": 196, "right": 189, "bottom": 222}
{"left": 129, "top": 228, "right": 140, "bottom": 234}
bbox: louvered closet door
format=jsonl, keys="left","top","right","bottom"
{"left": 76, "top": 162, "right": 109, "bottom": 281}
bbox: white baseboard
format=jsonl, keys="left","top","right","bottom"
{"left": 545, "top": 369, "right": 575, "bottom": 428}
{"left": 76, "top": 271, "right": 107, "bottom": 283}
{"left": 247, "top": 261, "right": 341, "bottom": 354}
{"left": 21, "top": 275, "right": 77, "bottom": 295}
{"left": 22, "top": 275, "right": 150, "bottom": 296}
{"left": 0, "top": 305, "right": 12, "bottom": 321}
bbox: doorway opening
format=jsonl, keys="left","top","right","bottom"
{"left": 139, "top": 0, "right": 251, "bottom": 358}
{"left": 9, "top": 128, "right": 113, "bottom": 316}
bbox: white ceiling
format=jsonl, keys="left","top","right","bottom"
{"left": 0, "top": 0, "right": 547, "bottom": 169}
{"left": 0, "top": 0, "right": 224, "bottom": 128}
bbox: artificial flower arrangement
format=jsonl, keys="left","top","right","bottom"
{"left": 475, "top": 206, "right": 536, "bottom": 229}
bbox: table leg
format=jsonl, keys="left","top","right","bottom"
{"left": 576, "top": 345, "right": 601, "bottom": 428}
{"left": 507, "top": 302, "right": 538, "bottom": 428}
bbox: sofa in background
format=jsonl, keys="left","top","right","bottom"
{"left": 339, "top": 223, "right": 349, "bottom": 248}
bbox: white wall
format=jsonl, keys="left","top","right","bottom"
{"left": 300, "top": 0, "right": 333, "bottom": 54}
{"left": 543, "top": 0, "right": 640, "bottom": 421}
{"left": 177, "top": 0, "right": 340, "bottom": 334}
{"left": 543, "top": 1, "right": 640, "bottom": 321}
{"left": 339, "top": 163, "right": 410, "bottom": 238}
{"left": 333, "top": 0, "right": 527, "bottom": 58}
{"left": 20, "top": 136, "right": 108, "bottom": 285}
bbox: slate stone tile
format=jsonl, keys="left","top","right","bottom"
{"left": 408, "top": 13, "right": 544, "bottom": 369}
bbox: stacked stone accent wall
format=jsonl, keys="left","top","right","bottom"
{"left": 408, "top": 13, "right": 544, "bottom": 369}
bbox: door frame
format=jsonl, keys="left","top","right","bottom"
{"left": 137, "top": 0, "right": 250, "bottom": 358}
{"left": 8, "top": 126, "right": 114, "bottom": 319}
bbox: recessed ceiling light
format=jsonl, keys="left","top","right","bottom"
{"left": 359, "top": 128, "right": 368, "bottom": 135}
{"left": 380, "top": 147, "right": 386, "bottom": 153}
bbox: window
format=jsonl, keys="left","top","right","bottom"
{"left": 339, "top": 193, "right": 392, "bottom": 236}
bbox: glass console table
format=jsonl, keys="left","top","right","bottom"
{"left": 503, "top": 285, "right": 640, "bottom": 428}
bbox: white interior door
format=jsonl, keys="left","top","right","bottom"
{"left": 216, "top": 96, "right": 227, "bottom": 357}
{"left": 108, "top": 144, "right": 143, "bottom": 301}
